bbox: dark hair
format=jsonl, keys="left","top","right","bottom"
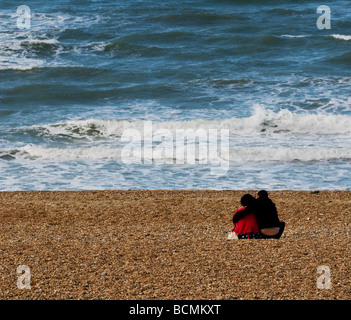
{"left": 240, "top": 194, "right": 255, "bottom": 206}
{"left": 257, "top": 190, "right": 268, "bottom": 198}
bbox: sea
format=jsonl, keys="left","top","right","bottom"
{"left": 0, "top": 0, "right": 351, "bottom": 191}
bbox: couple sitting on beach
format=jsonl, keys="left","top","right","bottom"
{"left": 228, "top": 190, "right": 285, "bottom": 240}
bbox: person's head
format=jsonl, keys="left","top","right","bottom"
{"left": 257, "top": 190, "right": 268, "bottom": 198}
{"left": 240, "top": 194, "right": 255, "bottom": 207}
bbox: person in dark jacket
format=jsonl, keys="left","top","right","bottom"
{"left": 232, "top": 190, "right": 285, "bottom": 239}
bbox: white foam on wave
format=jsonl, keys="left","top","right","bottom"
{"left": 27, "top": 106, "right": 351, "bottom": 139}
{"left": 248, "top": 106, "right": 351, "bottom": 134}
{"left": 4, "top": 143, "right": 351, "bottom": 163}
{"left": 0, "top": 31, "right": 60, "bottom": 70}
{"left": 0, "top": 56, "right": 45, "bottom": 70}
{"left": 0, "top": 8, "right": 107, "bottom": 70}
{"left": 330, "top": 34, "right": 351, "bottom": 41}
{"left": 281, "top": 34, "right": 351, "bottom": 41}
{"left": 17, "top": 144, "right": 123, "bottom": 160}
{"left": 230, "top": 146, "right": 351, "bottom": 162}
{"left": 281, "top": 34, "right": 308, "bottom": 38}
{"left": 0, "top": 34, "right": 63, "bottom": 69}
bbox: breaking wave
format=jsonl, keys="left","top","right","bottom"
{"left": 18, "top": 107, "right": 351, "bottom": 141}
{"left": 1, "top": 144, "right": 351, "bottom": 163}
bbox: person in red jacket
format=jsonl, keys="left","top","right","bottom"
{"left": 229, "top": 194, "right": 260, "bottom": 239}
{"left": 233, "top": 190, "right": 285, "bottom": 239}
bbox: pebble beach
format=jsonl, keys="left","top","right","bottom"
{"left": 0, "top": 190, "right": 350, "bottom": 300}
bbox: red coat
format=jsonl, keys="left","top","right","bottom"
{"left": 233, "top": 206, "right": 259, "bottom": 235}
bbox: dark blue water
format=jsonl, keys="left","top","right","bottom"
{"left": 0, "top": 0, "right": 351, "bottom": 190}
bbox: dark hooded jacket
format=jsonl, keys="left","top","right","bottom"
{"left": 232, "top": 195, "right": 280, "bottom": 229}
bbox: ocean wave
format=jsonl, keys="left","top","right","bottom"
{"left": 2, "top": 144, "right": 351, "bottom": 163}
{"left": 0, "top": 11, "right": 110, "bottom": 71}
{"left": 0, "top": 56, "right": 45, "bottom": 71}
{"left": 280, "top": 34, "right": 351, "bottom": 42}
{"left": 209, "top": 78, "right": 253, "bottom": 88}
{"left": 19, "top": 107, "right": 351, "bottom": 141}
{"left": 103, "top": 40, "right": 167, "bottom": 58}
{"left": 20, "top": 39, "right": 61, "bottom": 56}
{"left": 0, "top": 110, "right": 16, "bottom": 117}
{"left": 267, "top": 8, "right": 311, "bottom": 15}
{"left": 0, "top": 36, "right": 64, "bottom": 70}
{"left": 330, "top": 34, "right": 351, "bottom": 41}
{"left": 325, "top": 51, "right": 351, "bottom": 65}
{"left": 149, "top": 11, "right": 242, "bottom": 25}
{"left": 258, "top": 35, "right": 286, "bottom": 45}
{"left": 280, "top": 34, "right": 309, "bottom": 38}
